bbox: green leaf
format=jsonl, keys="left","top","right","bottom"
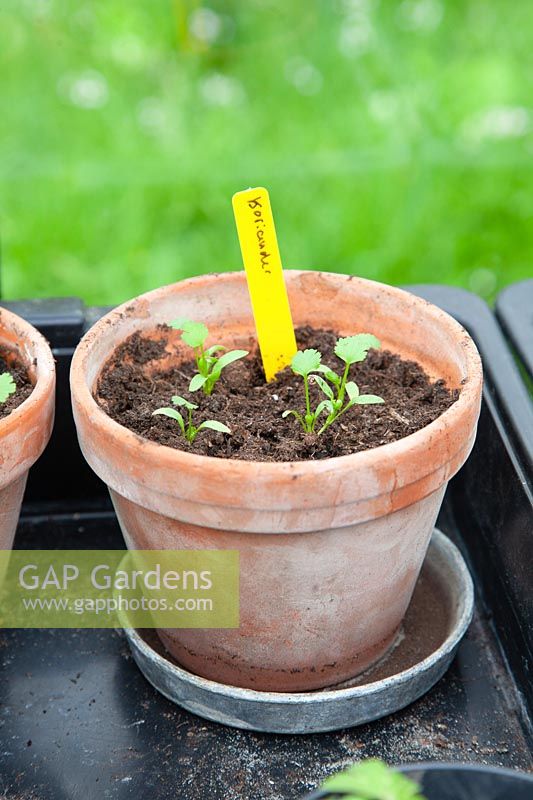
{"left": 152, "top": 407, "right": 185, "bottom": 434}
{"left": 196, "top": 353, "right": 210, "bottom": 377}
{"left": 291, "top": 349, "right": 322, "bottom": 377}
{"left": 334, "top": 334, "right": 381, "bottom": 365}
{"left": 197, "top": 420, "right": 231, "bottom": 435}
{"left": 211, "top": 349, "right": 248, "bottom": 376}
{"left": 169, "top": 319, "right": 208, "bottom": 348}
{"left": 204, "top": 345, "right": 226, "bottom": 357}
{"left": 356, "top": 394, "right": 385, "bottom": 405}
{"left": 321, "top": 759, "right": 425, "bottom": 800}
{"left": 189, "top": 374, "right": 207, "bottom": 392}
{"left": 172, "top": 395, "right": 198, "bottom": 410}
{"left": 312, "top": 374, "right": 334, "bottom": 400}
{"left": 282, "top": 409, "right": 304, "bottom": 423}
{"left": 316, "top": 364, "right": 340, "bottom": 384}
{"left": 168, "top": 317, "right": 190, "bottom": 330}
{"left": 181, "top": 323, "right": 209, "bottom": 348}
{"left": 345, "top": 381, "right": 360, "bottom": 402}
{"left": 0, "top": 372, "right": 16, "bottom": 404}
{"left": 315, "top": 399, "right": 334, "bottom": 417}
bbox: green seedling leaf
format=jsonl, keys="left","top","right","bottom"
{"left": 180, "top": 323, "right": 209, "bottom": 349}
{"left": 291, "top": 349, "right": 322, "bottom": 377}
{"left": 282, "top": 409, "right": 306, "bottom": 425}
{"left": 154, "top": 395, "right": 230, "bottom": 445}
{"left": 315, "top": 399, "right": 334, "bottom": 417}
{"left": 312, "top": 374, "right": 334, "bottom": 400}
{"left": 345, "top": 381, "right": 359, "bottom": 402}
{"left": 198, "top": 420, "right": 231, "bottom": 434}
{"left": 0, "top": 372, "right": 16, "bottom": 404}
{"left": 172, "top": 395, "right": 198, "bottom": 410}
{"left": 189, "top": 374, "right": 207, "bottom": 392}
{"left": 211, "top": 349, "right": 249, "bottom": 377}
{"left": 205, "top": 345, "right": 226, "bottom": 357}
{"left": 335, "top": 334, "right": 381, "bottom": 365}
{"left": 356, "top": 394, "right": 385, "bottom": 405}
{"left": 169, "top": 319, "right": 209, "bottom": 349}
{"left": 169, "top": 317, "right": 191, "bottom": 330}
{"left": 152, "top": 407, "right": 185, "bottom": 434}
{"left": 321, "top": 759, "right": 425, "bottom": 800}
{"left": 316, "top": 364, "right": 341, "bottom": 384}
{"left": 169, "top": 318, "right": 247, "bottom": 396}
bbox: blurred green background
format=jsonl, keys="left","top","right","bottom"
{"left": 1, "top": 0, "right": 531, "bottom": 304}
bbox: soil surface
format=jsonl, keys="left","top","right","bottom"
{"left": 96, "top": 326, "right": 458, "bottom": 462}
{"left": 0, "top": 348, "right": 33, "bottom": 420}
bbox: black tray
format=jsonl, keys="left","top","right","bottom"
{"left": 0, "top": 285, "right": 532, "bottom": 800}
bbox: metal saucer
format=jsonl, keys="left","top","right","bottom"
{"left": 119, "top": 529, "right": 474, "bottom": 734}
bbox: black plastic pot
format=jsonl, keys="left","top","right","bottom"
{"left": 304, "top": 763, "right": 533, "bottom": 800}
{"left": 402, "top": 764, "right": 533, "bottom": 800}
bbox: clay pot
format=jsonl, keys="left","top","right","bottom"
{"left": 0, "top": 308, "right": 55, "bottom": 550}
{"left": 70, "top": 271, "right": 482, "bottom": 691}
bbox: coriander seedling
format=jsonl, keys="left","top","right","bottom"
{"left": 321, "top": 758, "right": 426, "bottom": 800}
{"left": 152, "top": 395, "right": 230, "bottom": 444}
{"left": 170, "top": 319, "right": 248, "bottom": 396}
{"left": 320, "top": 334, "right": 382, "bottom": 404}
{"left": 315, "top": 334, "right": 384, "bottom": 434}
{"left": 282, "top": 349, "right": 333, "bottom": 433}
{"left": 283, "top": 335, "right": 384, "bottom": 436}
{"left": 0, "top": 373, "right": 16, "bottom": 404}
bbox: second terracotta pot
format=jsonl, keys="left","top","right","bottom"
{"left": 70, "top": 272, "right": 482, "bottom": 691}
{"left": 0, "top": 307, "right": 55, "bottom": 551}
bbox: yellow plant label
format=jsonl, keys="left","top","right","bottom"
{"left": 232, "top": 187, "right": 297, "bottom": 381}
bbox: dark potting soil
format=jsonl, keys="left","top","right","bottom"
{"left": 95, "top": 326, "right": 458, "bottom": 462}
{"left": 0, "top": 348, "right": 33, "bottom": 420}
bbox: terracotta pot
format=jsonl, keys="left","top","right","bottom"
{"left": 0, "top": 308, "right": 55, "bottom": 550}
{"left": 70, "top": 271, "right": 482, "bottom": 691}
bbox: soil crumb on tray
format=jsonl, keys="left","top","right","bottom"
{"left": 0, "top": 348, "right": 33, "bottom": 420}
{"left": 96, "top": 326, "right": 458, "bottom": 462}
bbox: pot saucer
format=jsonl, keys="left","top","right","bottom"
{"left": 118, "top": 529, "right": 473, "bottom": 734}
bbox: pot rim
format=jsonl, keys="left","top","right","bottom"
{"left": 70, "top": 270, "right": 482, "bottom": 478}
{"left": 399, "top": 762, "right": 533, "bottom": 781}
{"left": 0, "top": 306, "right": 55, "bottom": 439}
